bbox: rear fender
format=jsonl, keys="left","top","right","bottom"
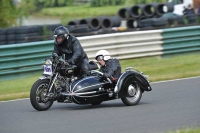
{"left": 115, "top": 71, "right": 152, "bottom": 98}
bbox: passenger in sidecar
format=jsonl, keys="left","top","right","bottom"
{"left": 93, "top": 50, "right": 151, "bottom": 97}
{"left": 95, "top": 50, "right": 121, "bottom": 81}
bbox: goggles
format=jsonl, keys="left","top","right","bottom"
{"left": 53, "top": 35, "right": 63, "bottom": 39}
{"left": 95, "top": 55, "right": 104, "bottom": 61}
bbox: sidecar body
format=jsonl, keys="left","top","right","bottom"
{"left": 60, "top": 68, "right": 152, "bottom": 105}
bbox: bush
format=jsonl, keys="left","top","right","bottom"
{"left": 90, "top": 0, "right": 124, "bottom": 7}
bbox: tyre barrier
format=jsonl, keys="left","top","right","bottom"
{"left": 126, "top": 18, "right": 138, "bottom": 29}
{"left": 152, "top": 17, "right": 168, "bottom": 27}
{"left": 166, "top": 16, "right": 176, "bottom": 26}
{"left": 69, "top": 16, "right": 121, "bottom": 30}
{"left": 102, "top": 16, "right": 121, "bottom": 29}
{"left": 164, "top": 2, "right": 174, "bottom": 13}
{"left": 140, "top": 18, "right": 153, "bottom": 28}
{"left": 129, "top": 5, "right": 144, "bottom": 18}
{"left": 0, "top": 30, "right": 6, "bottom": 44}
{"left": 67, "top": 24, "right": 90, "bottom": 33}
{"left": 118, "top": 7, "right": 131, "bottom": 20}
{"left": 176, "top": 15, "right": 185, "bottom": 25}
{"left": 89, "top": 16, "right": 106, "bottom": 29}
{"left": 79, "top": 18, "right": 92, "bottom": 28}
{"left": 0, "top": 25, "right": 44, "bottom": 45}
{"left": 0, "top": 29, "right": 6, "bottom": 35}
{"left": 129, "top": 4, "right": 156, "bottom": 18}
{"left": 151, "top": 3, "right": 165, "bottom": 17}
{"left": 143, "top": 4, "right": 156, "bottom": 18}
{"left": 67, "top": 20, "right": 80, "bottom": 25}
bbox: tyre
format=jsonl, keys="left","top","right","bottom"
{"left": 140, "top": 18, "right": 153, "bottom": 28}
{"left": 0, "top": 35, "right": 6, "bottom": 42}
{"left": 0, "top": 29, "right": 6, "bottom": 35}
{"left": 30, "top": 79, "right": 54, "bottom": 111}
{"left": 176, "top": 15, "right": 184, "bottom": 25}
{"left": 152, "top": 18, "right": 168, "bottom": 27}
{"left": 121, "top": 80, "right": 142, "bottom": 106}
{"left": 0, "top": 41, "right": 6, "bottom": 45}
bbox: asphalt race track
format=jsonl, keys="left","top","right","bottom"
{"left": 0, "top": 77, "right": 200, "bottom": 133}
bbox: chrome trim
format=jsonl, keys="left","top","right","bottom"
{"left": 115, "top": 72, "right": 127, "bottom": 88}
{"left": 75, "top": 91, "right": 97, "bottom": 95}
{"left": 74, "top": 83, "right": 105, "bottom": 93}
{"left": 72, "top": 96, "right": 81, "bottom": 103}
{"left": 48, "top": 73, "right": 58, "bottom": 93}
{"left": 74, "top": 93, "right": 107, "bottom": 98}
{"left": 62, "top": 91, "right": 97, "bottom": 96}
{"left": 114, "top": 86, "right": 118, "bottom": 93}
{"left": 39, "top": 76, "right": 49, "bottom": 80}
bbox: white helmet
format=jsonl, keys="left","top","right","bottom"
{"left": 95, "top": 50, "right": 111, "bottom": 61}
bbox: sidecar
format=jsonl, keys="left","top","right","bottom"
{"left": 59, "top": 67, "right": 152, "bottom": 106}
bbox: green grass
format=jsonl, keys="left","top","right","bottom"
{"left": 35, "top": 5, "right": 125, "bottom": 24}
{"left": 166, "top": 127, "right": 200, "bottom": 133}
{"left": 1, "top": 53, "right": 200, "bottom": 101}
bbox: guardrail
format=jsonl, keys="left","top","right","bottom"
{"left": 0, "top": 25, "right": 200, "bottom": 81}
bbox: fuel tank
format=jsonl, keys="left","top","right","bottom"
{"left": 68, "top": 76, "right": 112, "bottom": 104}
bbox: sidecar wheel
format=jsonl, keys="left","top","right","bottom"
{"left": 121, "top": 82, "right": 142, "bottom": 106}
{"left": 30, "top": 79, "right": 54, "bottom": 111}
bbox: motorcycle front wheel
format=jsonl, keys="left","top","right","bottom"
{"left": 30, "top": 79, "right": 54, "bottom": 111}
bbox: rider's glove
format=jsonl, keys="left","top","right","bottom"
{"left": 52, "top": 53, "right": 58, "bottom": 58}
{"left": 59, "top": 58, "right": 65, "bottom": 64}
{"left": 67, "top": 59, "right": 75, "bottom": 65}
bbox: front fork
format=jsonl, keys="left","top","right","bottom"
{"left": 48, "top": 73, "right": 58, "bottom": 93}
{"left": 39, "top": 73, "right": 59, "bottom": 99}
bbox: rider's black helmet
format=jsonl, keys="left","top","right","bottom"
{"left": 53, "top": 26, "right": 69, "bottom": 45}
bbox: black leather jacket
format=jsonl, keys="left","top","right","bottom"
{"left": 53, "top": 34, "right": 88, "bottom": 63}
{"left": 99, "top": 58, "right": 121, "bottom": 79}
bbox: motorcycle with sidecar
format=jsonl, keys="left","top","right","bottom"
{"left": 30, "top": 54, "right": 152, "bottom": 111}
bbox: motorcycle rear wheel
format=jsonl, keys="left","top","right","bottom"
{"left": 121, "top": 81, "right": 142, "bottom": 106}
{"left": 30, "top": 79, "right": 54, "bottom": 111}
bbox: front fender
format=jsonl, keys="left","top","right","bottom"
{"left": 115, "top": 71, "right": 152, "bottom": 98}
{"left": 39, "top": 75, "right": 51, "bottom": 80}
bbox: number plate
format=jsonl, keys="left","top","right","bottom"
{"left": 43, "top": 65, "right": 52, "bottom": 75}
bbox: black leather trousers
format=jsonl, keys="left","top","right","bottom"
{"left": 75, "top": 58, "right": 90, "bottom": 78}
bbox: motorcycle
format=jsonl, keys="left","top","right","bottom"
{"left": 30, "top": 54, "right": 152, "bottom": 111}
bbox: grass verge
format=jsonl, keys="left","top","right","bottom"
{"left": 166, "top": 127, "right": 200, "bottom": 133}
{"left": 1, "top": 53, "right": 200, "bottom": 101}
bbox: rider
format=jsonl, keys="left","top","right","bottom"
{"left": 52, "top": 26, "right": 89, "bottom": 78}
{"left": 95, "top": 50, "right": 121, "bottom": 81}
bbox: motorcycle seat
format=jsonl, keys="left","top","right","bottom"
{"left": 89, "top": 61, "right": 99, "bottom": 70}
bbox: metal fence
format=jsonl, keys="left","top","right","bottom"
{"left": 0, "top": 25, "right": 200, "bottom": 81}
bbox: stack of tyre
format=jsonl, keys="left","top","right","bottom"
{"left": 118, "top": 2, "right": 174, "bottom": 29}
{"left": 41, "top": 23, "right": 92, "bottom": 39}
{"left": 0, "top": 25, "right": 42, "bottom": 45}
{"left": 0, "top": 29, "right": 6, "bottom": 45}
{"left": 67, "top": 15, "right": 121, "bottom": 31}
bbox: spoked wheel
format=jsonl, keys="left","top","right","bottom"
{"left": 121, "top": 81, "right": 142, "bottom": 106}
{"left": 30, "top": 79, "right": 54, "bottom": 111}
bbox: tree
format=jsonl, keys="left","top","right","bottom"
{"left": 0, "top": 0, "right": 18, "bottom": 28}
{"left": 0, "top": 0, "right": 35, "bottom": 28}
